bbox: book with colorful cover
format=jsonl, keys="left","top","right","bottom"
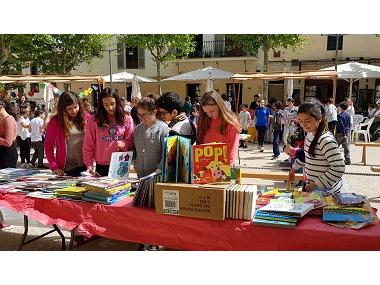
{"left": 293, "top": 190, "right": 325, "bottom": 209}
{"left": 258, "top": 202, "right": 314, "bottom": 217}
{"left": 323, "top": 206, "right": 372, "bottom": 223}
{"left": 108, "top": 151, "right": 133, "bottom": 180}
{"left": 192, "top": 143, "right": 231, "bottom": 184}
{"left": 252, "top": 217, "right": 297, "bottom": 228}
{"left": 161, "top": 136, "right": 192, "bottom": 183}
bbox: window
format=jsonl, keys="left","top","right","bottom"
{"left": 273, "top": 50, "right": 281, "bottom": 58}
{"left": 327, "top": 35, "right": 343, "bottom": 50}
{"left": 117, "top": 43, "right": 145, "bottom": 70}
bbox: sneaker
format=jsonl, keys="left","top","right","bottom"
{"left": 271, "top": 155, "right": 279, "bottom": 160}
{"left": 345, "top": 160, "right": 351, "bottom": 165}
{"left": 20, "top": 163, "right": 27, "bottom": 168}
{"left": 243, "top": 145, "right": 248, "bottom": 148}
{"left": 143, "top": 244, "right": 164, "bottom": 251}
{"left": 27, "top": 163, "right": 35, "bottom": 168}
{"left": 257, "top": 145, "right": 261, "bottom": 150}
{"left": 260, "top": 146, "right": 264, "bottom": 152}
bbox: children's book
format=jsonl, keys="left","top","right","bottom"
{"left": 322, "top": 206, "right": 372, "bottom": 223}
{"left": 252, "top": 218, "right": 297, "bottom": 229}
{"left": 293, "top": 190, "right": 325, "bottom": 209}
{"left": 192, "top": 143, "right": 231, "bottom": 184}
{"left": 161, "top": 136, "right": 192, "bottom": 183}
{"left": 258, "top": 202, "right": 314, "bottom": 218}
{"left": 108, "top": 151, "right": 133, "bottom": 180}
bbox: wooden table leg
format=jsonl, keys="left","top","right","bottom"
{"left": 362, "top": 146, "right": 367, "bottom": 165}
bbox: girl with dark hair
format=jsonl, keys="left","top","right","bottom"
{"left": 288, "top": 100, "right": 345, "bottom": 193}
{"left": 197, "top": 90, "right": 241, "bottom": 165}
{"left": 0, "top": 98, "right": 18, "bottom": 169}
{"left": 17, "top": 104, "right": 32, "bottom": 167}
{"left": 83, "top": 88, "right": 134, "bottom": 176}
{"left": 44, "top": 91, "right": 88, "bottom": 176}
{"left": 133, "top": 97, "right": 170, "bottom": 178}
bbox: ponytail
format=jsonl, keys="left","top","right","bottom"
{"left": 308, "top": 120, "right": 326, "bottom": 157}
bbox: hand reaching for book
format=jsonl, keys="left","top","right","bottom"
{"left": 53, "top": 169, "right": 65, "bottom": 176}
{"left": 288, "top": 168, "right": 295, "bottom": 181}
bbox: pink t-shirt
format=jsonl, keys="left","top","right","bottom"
{"left": 83, "top": 114, "right": 134, "bottom": 167}
{"left": 0, "top": 115, "right": 17, "bottom": 147}
{"left": 200, "top": 118, "right": 240, "bottom": 165}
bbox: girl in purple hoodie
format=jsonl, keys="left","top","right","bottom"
{"left": 45, "top": 91, "right": 89, "bottom": 177}
{"left": 83, "top": 88, "right": 134, "bottom": 177}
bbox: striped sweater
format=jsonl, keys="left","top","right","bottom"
{"left": 292, "top": 131, "right": 345, "bottom": 193}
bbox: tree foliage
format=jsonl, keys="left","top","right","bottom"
{"left": 120, "top": 34, "right": 195, "bottom": 94}
{"left": 227, "top": 34, "right": 306, "bottom": 100}
{"left": 25, "top": 34, "right": 111, "bottom": 75}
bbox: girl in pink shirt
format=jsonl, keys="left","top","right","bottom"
{"left": 83, "top": 88, "right": 134, "bottom": 176}
{"left": 197, "top": 91, "right": 241, "bottom": 165}
{"left": 0, "top": 98, "right": 18, "bottom": 169}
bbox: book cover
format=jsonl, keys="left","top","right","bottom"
{"left": 108, "top": 151, "right": 133, "bottom": 180}
{"left": 293, "top": 190, "right": 325, "bottom": 208}
{"left": 162, "top": 136, "right": 178, "bottom": 183}
{"left": 177, "top": 136, "right": 193, "bottom": 184}
{"left": 192, "top": 143, "right": 231, "bottom": 184}
{"left": 252, "top": 217, "right": 297, "bottom": 228}
{"left": 259, "top": 202, "right": 314, "bottom": 217}
{"left": 323, "top": 206, "right": 372, "bottom": 223}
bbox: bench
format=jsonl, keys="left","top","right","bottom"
{"left": 371, "top": 166, "right": 380, "bottom": 173}
{"left": 354, "top": 142, "right": 380, "bottom": 165}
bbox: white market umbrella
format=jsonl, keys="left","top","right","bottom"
{"left": 102, "top": 71, "right": 157, "bottom": 83}
{"left": 321, "top": 61, "right": 380, "bottom": 98}
{"left": 285, "top": 79, "right": 293, "bottom": 99}
{"left": 206, "top": 72, "right": 214, "bottom": 92}
{"left": 131, "top": 75, "right": 141, "bottom": 99}
{"left": 163, "top": 66, "right": 234, "bottom": 82}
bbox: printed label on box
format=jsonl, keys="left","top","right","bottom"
{"left": 163, "top": 190, "right": 179, "bottom": 215}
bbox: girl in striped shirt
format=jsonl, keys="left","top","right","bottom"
{"left": 288, "top": 101, "right": 345, "bottom": 193}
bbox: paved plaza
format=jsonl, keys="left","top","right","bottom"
{"left": 1, "top": 141, "right": 379, "bottom": 250}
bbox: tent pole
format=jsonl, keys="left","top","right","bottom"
{"left": 333, "top": 76, "right": 337, "bottom": 103}
{"left": 349, "top": 78, "right": 353, "bottom": 99}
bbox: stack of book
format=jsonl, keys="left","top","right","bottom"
{"left": 322, "top": 192, "right": 378, "bottom": 229}
{"left": 0, "top": 168, "right": 39, "bottom": 177}
{"left": 225, "top": 184, "right": 258, "bottom": 220}
{"left": 252, "top": 202, "right": 314, "bottom": 228}
{"left": 81, "top": 178, "right": 131, "bottom": 205}
{"left": 132, "top": 171, "right": 162, "bottom": 208}
{"left": 55, "top": 186, "right": 87, "bottom": 200}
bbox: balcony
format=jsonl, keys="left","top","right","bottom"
{"left": 186, "top": 40, "right": 255, "bottom": 59}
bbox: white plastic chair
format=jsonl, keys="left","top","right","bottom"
{"left": 351, "top": 114, "right": 364, "bottom": 131}
{"left": 351, "top": 117, "right": 376, "bottom": 143}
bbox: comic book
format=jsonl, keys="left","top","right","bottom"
{"left": 108, "top": 152, "right": 133, "bottom": 180}
{"left": 192, "top": 143, "right": 231, "bottom": 184}
{"left": 161, "top": 136, "right": 192, "bottom": 183}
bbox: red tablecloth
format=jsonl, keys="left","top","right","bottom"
{"left": 2, "top": 192, "right": 380, "bottom": 250}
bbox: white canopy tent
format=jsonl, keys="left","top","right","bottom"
{"left": 163, "top": 66, "right": 233, "bottom": 92}
{"left": 102, "top": 71, "right": 157, "bottom": 83}
{"left": 321, "top": 61, "right": 380, "bottom": 99}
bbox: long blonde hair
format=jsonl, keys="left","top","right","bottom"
{"left": 197, "top": 90, "right": 241, "bottom": 143}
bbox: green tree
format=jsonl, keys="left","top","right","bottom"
{"left": 0, "top": 34, "right": 45, "bottom": 75}
{"left": 120, "top": 34, "right": 195, "bottom": 95}
{"left": 26, "top": 34, "right": 110, "bottom": 75}
{"left": 227, "top": 34, "right": 305, "bottom": 100}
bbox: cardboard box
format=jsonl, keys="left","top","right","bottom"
{"left": 155, "top": 183, "right": 226, "bottom": 220}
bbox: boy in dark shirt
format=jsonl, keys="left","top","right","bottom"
{"left": 336, "top": 102, "right": 352, "bottom": 165}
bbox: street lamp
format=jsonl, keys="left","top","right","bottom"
{"left": 103, "top": 48, "right": 117, "bottom": 87}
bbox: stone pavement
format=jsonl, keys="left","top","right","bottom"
{"left": 1, "top": 141, "right": 379, "bottom": 250}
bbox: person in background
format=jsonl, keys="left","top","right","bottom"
{"left": 0, "top": 98, "right": 18, "bottom": 169}
{"left": 336, "top": 102, "right": 352, "bottom": 165}
{"left": 16, "top": 94, "right": 28, "bottom": 113}
{"left": 82, "top": 97, "right": 95, "bottom": 115}
{"left": 221, "top": 93, "right": 232, "bottom": 111}
{"left": 133, "top": 97, "right": 170, "bottom": 178}
{"left": 271, "top": 101, "right": 283, "bottom": 160}
{"left": 249, "top": 93, "right": 261, "bottom": 110}
{"left": 182, "top": 96, "right": 192, "bottom": 117}
{"left": 239, "top": 104, "right": 251, "bottom": 148}
{"left": 288, "top": 100, "right": 345, "bottom": 193}
{"left": 30, "top": 109, "right": 48, "bottom": 168}
{"left": 156, "top": 91, "right": 195, "bottom": 143}
{"left": 255, "top": 99, "right": 272, "bottom": 152}
{"left": 282, "top": 97, "right": 298, "bottom": 144}
{"left": 368, "top": 104, "right": 380, "bottom": 118}
{"left": 130, "top": 96, "right": 141, "bottom": 127}
{"left": 83, "top": 88, "right": 134, "bottom": 177}
{"left": 45, "top": 91, "right": 89, "bottom": 177}
{"left": 189, "top": 105, "right": 200, "bottom": 129}
{"left": 345, "top": 98, "right": 355, "bottom": 132}
{"left": 197, "top": 90, "right": 241, "bottom": 165}
{"left": 17, "top": 104, "right": 32, "bottom": 168}
{"left": 326, "top": 97, "right": 338, "bottom": 135}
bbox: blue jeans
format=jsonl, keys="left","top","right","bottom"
{"left": 272, "top": 130, "right": 281, "bottom": 156}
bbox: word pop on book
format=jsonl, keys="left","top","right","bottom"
{"left": 193, "top": 143, "right": 230, "bottom": 184}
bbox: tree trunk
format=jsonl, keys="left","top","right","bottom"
{"left": 263, "top": 49, "right": 269, "bottom": 102}
{"left": 156, "top": 61, "right": 162, "bottom": 96}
